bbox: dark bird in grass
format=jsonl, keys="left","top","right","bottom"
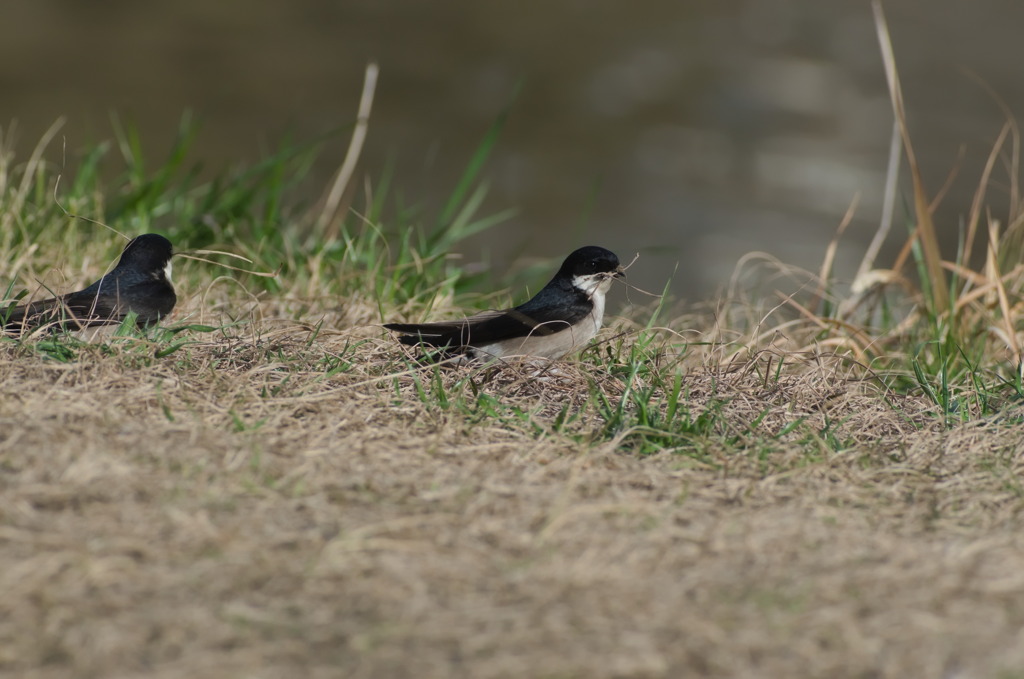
{"left": 2, "top": 233, "right": 177, "bottom": 334}
{"left": 384, "top": 245, "right": 625, "bottom": 362}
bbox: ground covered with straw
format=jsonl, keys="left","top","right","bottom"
{"left": 5, "top": 92, "right": 1024, "bottom": 677}
{"left": 4, "top": 298, "right": 1024, "bottom": 679}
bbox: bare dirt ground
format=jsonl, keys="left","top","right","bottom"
{"left": 3, "top": 306, "right": 1024, "bottom": 679}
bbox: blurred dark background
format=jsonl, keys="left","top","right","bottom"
{"left": 2, "top": 0, "right": 1023, "bottom": 299}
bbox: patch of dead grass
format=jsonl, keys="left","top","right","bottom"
{"left": 3, "top": 299, "right": 1024, "bottom": 679}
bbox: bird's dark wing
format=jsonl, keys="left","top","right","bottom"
{"left": 62, "top": 288, "right": 130, "bottom": 323}
{"left": 385, "top": 310, "right": 505, "bottom": 348}
{"left": 2, "top": 291, "right": 124, "bottom": 333}
{"left": 3, "top": 278, "right": 175, "bottom": 333}
{"left": 385, "top": 300, "right": 589, "bottom": 349}
{"left": 0, "top": 298, "right": 47, "bottom": 330}
{"left": 85, "top": 277, "right": 176, "bottom": 325}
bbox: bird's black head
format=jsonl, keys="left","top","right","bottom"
{"left": 117, "top": 234, "right": 174, "bottom": 273}
{"left": 558, "top": 246, "right": 624, "bottom": 279}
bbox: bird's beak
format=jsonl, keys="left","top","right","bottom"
{"left": 613, "top": 266, "right": 626, "bottom": 279}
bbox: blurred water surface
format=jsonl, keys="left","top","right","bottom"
{"left": 2, "top": 0, "right": 1023, "bottom": 298}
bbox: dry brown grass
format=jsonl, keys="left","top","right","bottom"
{"left": 3, "top": 288, "right": 1024, "bottom": 679}
{"left": 7, "top": 15, "right": 1024, "bottom": 673}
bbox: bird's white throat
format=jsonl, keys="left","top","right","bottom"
{"left": 163, "top": 261, "right": 173, "bottom": 283}
{"left": 571, "top": 272, "right": 615, "bottom": 329}
{"left": 571, "top": 272, "right": 615, "bottom": 298}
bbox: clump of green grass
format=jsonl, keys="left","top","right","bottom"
{"left": 0, "top": 108, "right": 516, "bottom": 336}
